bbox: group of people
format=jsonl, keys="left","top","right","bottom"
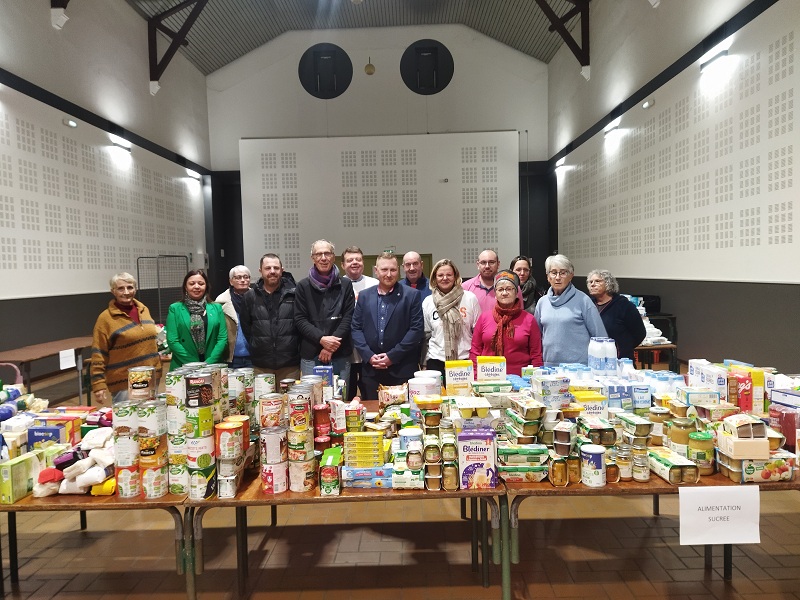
{"left": 90, "top": 244, "right": 646, "bottom": 405}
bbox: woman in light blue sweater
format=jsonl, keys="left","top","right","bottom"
{"left": 534, "top": 255, "right": 607, "bottom": 367}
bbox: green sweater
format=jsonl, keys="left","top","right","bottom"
{"left": 91, "top": 299, "right": 161, "bottom": 394}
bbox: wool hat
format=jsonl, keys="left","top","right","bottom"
{"left": 494, "top": 270, "right": 520, "bottom": 290}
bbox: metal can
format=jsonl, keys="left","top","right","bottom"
{"left": 168, "top": 463, "right": 189, "bottom": 495}
{"left": 137, "top": 397, "right": 167, "bottom": 437}
{"left": 113, "top": 433, "right": 140, "bottom": 468}
{"left": 164, "top": 371, "right": 186, "bottom": 409}
{"left": 185, "top": 405, "right": 214, "bottom": 438}
{"left": 224, "top": 414, "right": 251, "bottom": 451}
{"left": 141, "top": 465, "right": 169, "bottom": 499}
{"left": 167, "top": 433, "right": 188, "bottom": 465}
{"left": 279, "top": 378, "right": 296, "bottom": 394}
{"left": 217, "top": 475, "right": 239, "bottom": 499}
{"left": 288, "top": 457, "right": 318, "bottom": 492}
{"left": 261, "top": 462, "right": 288, "bottom": 494}
{"left": 185, "top": 371, "right": 214, "bottom": 408}
{"left": 259, "top": 393, "right": 285, "bottom": 429}
{"left": 167, "top": 402, "right": 188, "bottom": 436}
{"left": 139, "top": 433, "right": 168, "bottom": 469}
{"left": 287, "top": 429, "right": 314, "bottom": 461}
{"left": 218, "top": 455, "right": 245, "bottom": 478}
{"left": 188, "top": 465, "right": 217, "bottom": 500}
{"left": 128, "top": 366, "right": 156, "bottom": 401}
{"left": 112, "top": 400, "right": 139, "bottom": 436}
{"left": 115, "top": 465, "right": 141, "bottom": 498}
{"left": 255, "top": 373, "right": 276, "bottom": 397}
{"left": 260, "top": 426, "right": 288, "bottom": 464}
{"left": 228, "top": 370, "right": 247, "bottom": 415}
{"left": 215, "top": 422, "right": 244, "bottom": 460}
{"left": 288, "top": 397, "right": 311, "bottom": 432}
{"left": 186, "top": 436, "right": 216, "bottom": 470}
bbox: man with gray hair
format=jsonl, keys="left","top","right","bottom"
{"left": 215, "top": 265, "right": 253, "bottom": 368}
{"left": 294, "top": 240, "right": 355, "bottom": 386}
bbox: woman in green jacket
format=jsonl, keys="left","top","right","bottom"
{"left": 166, "top": 269, "right": 228, "bottom": 369}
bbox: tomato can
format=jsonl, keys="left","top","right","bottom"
{"left": 288, "top": 398, "right": 311, "bottom": 432}
{"left": 224, "top": 414, "right": 251, "bottom": 451}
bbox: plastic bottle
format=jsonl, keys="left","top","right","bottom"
{"left": 588, "top": 337, "right": 603, "bottom": 375}
{"left": 602, "top": 338, "right": 618, "bottom": 376}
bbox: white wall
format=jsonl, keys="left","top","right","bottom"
{"left": 0, "top": 0, "right": 211, "bottom": 167}
{"left": 547, "top": 0, "right": 754, "bottom": 156}
{"left": 207, "top": 24, "right": 548, "bottom": 171}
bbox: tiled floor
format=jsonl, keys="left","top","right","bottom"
{"left": 5, "top": 370, "right": 800, "bottom": 599}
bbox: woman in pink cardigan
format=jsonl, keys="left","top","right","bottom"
{"left": 469, "top": 270, "right": 543, "bottom": 375}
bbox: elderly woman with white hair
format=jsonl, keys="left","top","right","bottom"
{"left": 215, "top": 265, "right": 253, "bottom": 368}
{"left": 91, "top": 272, "right": 161, "bottom": 405}
{"left": 587, "top": 269, "right": 646, "bottom": 360}
{"left": 534, "top": 254, "right": 607, "bottom": 367}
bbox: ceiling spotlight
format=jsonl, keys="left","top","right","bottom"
{"left": 365, "top": 57, "right": 375, "bottom": 75}
{"left": 62, "top": 118, "right": 78, "bottom": 128}
{"left": 641, "top": 98, "right": 655, "bottom": 109}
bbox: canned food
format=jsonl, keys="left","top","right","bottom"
{"left": 185, "top": 371, "right": 214, "bottom": 408}
{"left": 224, "top": 414, "right": 251, "bottom": 450}
{"left": 255, "top": 373, "right": 276, "bottom": 397}
{"left": 185, "top": 406, "right": 214, "bottom": 438}
{"left": 128, "top": 366, "right": 156, "bottom": 401}
{"left": 164, "top": 371, "right": 186, "bottom": 408}
{"left": 288, "top": 398, "right": 311, "bottom": 432}
{"left": 261, "top": 461, "right": 288, "bottom": 494}
{"left": 141, "top": 465, "right": 169, "bottom": 499}
{"left": 137, "top": 398, "right": 167, "bottom": 437}
{"left": 168, "top": 463, "right": 189, "bottom": 495}
{"left": 186, "top": 436, "right": 216, "bottom": 469}
{"left": 260, "top": 427, "right": 288, "bottom": 464}
{"left": 259, "top": 393, "right": 285, "bottom": 428}
{"left": 218, "top": 455, "right": 246, "bottom": 478}
{"left": 112, "top": 400, "right": 138, "bottom": 436}
{"left": 167, "top": 433, "right": 188, "bottom": 465}
{"left": 287, "top": 429, "right": 314, "bottom": 461}
{"left": 217, "top": 475, "right": 239, "bottom": 499}
{"left": 115, "top": 465, "right": 141, "bottom": 498}
{"left": 113, "top": 433, "right": 140, "bottom": 468}
{"left": 279, "top": 378, "right": 296, "bottom": 394}
{"left": 188, "top": 465, "right": 217, "bottom": 500}
{"left": 228, "top": 370, "right": 247, "bottom": 415}
{"left": 288, "top": 458, "right": 317, "bottom": 492}
{"left": 167, "top": 402, "right": 189, "bottom": 436}
{"left": 139, "top": 434, "right": 168, "bottom": 469}
{"left": 215, "top": 422, "right": 244, "bottom": 459}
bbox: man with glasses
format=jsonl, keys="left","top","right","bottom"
{"left": 463, "top": 249, "right": 518, "bottom": 314}
{"left": 215, "top": 265, "right": 253, "bottom": 368}
{"left": 341, "top": 246, "right": 378, "bottom": 400}
{"left": 534, "top": 254, "right": 606, "bottom": 366}
{"left": 400, "top": 251, "right": 431, "bottom": 300}
{"left": 295, "top": 240, "right": 355, "bottom": 386}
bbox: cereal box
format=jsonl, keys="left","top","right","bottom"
{"left": 445, "top": 360, "right": 473, "bottom": 396}
{"left": 476, "top": 356, "right": 506, "bottom": 381}
{"left": 457, "top": 429, "right": 497, "bottom": 489}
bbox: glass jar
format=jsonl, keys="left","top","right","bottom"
{"left": 632, "top": 454, "right": 650, "bottom": 482}
{"left": 669, "top": 417, "right": 697, "bottom": 457}
{"left": 616, "top": 444, "right": 633, "bottom": 481}
{"left": 687, "top": 431, "right": 715, "bottom": 476}
{"left": 550, "top": 459, "right": 568, "bottom": 486}
{"left": 567, "top": 455, "right": 581, "bottom": 484}
{"left": 648, "top": 406, "right": 671, "bottom": 446}
{"left": 631, "top": 444, "right": 648, "bottom": 459}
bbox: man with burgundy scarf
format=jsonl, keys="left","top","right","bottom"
{"left": 294, "top": 240, "right": 355, "bottom": 385}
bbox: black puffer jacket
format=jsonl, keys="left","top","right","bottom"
{"left": 294, "top": 274, "right": 355, "bottom": 361}
{"left": 240, "top": 275, "right": 300, "bottom": 369}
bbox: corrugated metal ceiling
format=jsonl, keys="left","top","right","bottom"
{"left": 125, "top": 0, "right": 582, "bottom": 76}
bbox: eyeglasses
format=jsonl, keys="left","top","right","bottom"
{"left": 313, "top": 252, "right": 334, "bottom": 259}
{"left": 478, "top": 260, "right": 498, "bottom": 267}
{"left": 495, "top": 286, "right": 516, "bottom": 294}
{"left": 548, "top": 270, "right": 570, "bottom": 278}
{"left": 232, "top": 275, "right": 250, "bottom": 280}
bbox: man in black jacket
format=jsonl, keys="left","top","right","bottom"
{"left": 294, "top": 240, "right": 355, "bottom": 387}
{"left": 240, "top": 253, "right": 301, "bottom": 381}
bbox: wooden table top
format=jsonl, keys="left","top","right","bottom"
{"left": 0, "top": 492, "right": 186, "bottom": 513}
{"left": 0, "top": 336, "right": 94, "bottom": 364}
{"left": 635, "top": 343, "right": 677, "bottom": 350}
{"left": 505, "top": 473, "right": 800, "bottom": 497}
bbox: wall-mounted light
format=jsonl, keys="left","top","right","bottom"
{"left": 185, "top": 168, "right": 201, "bottom": 180}
{"left": 555, "top": 157, "right": 566, "bottom": 167}
{"left": 108, "top": 133, "right": 132, "bottom": 150}
{"left": 62, "top": 117, "right": 78, "bottom": 128}
{"left": 603, "top": 126, "right": 620, "bottom": 139}
{"left": 364, "top": 57, "right": 375, "bottom": 75}
{"left": 641, "top": 98, "right": 655, "bottom": 109}
{"left": 580, "top": 65, "right": 591, "bottom": 81}
{"left": 700, "top": 49, "right": 729, "bottom": 73}
{"left": 51, "top": 8, "right": 68, "bottom": 30}
{"left": 646, "top": 0, "right": 660, "bottom": 7}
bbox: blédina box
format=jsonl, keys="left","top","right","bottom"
{"left": 476, "top": 356, "right": 506, "bottom": 381}
{"left": 457, "top": 428, "right": 497, "bottom": 489}
{"left": 445, "top": 360, "right": 473, "bottom": 396}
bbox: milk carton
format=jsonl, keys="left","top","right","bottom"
{"left": 457, "top": 428, "right": 497, "bottom": 489}
{"left": 445, "top": 360, "right": 473, "bottom": 396}
{"left": 476, "top": 356, "right": 506, "bottom": 381}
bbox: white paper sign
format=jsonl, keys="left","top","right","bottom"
{"left": 59, "top": 349, "right": 76, "bottom": 370}
{"left": 679, "top": 486, "right": 760, "bottom": 545}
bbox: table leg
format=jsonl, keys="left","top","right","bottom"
{"left": 184, "top": 507, "right": 196, "bottom": 600}
{"left": 704, "top": 545, "right": 712, "bottom": 570}
{"left": 235, "top": 506, "right": 248, "bottom": 597}
{"left": 8, "top": 513, "right": 17, "bottom": 583}
{"left": 669, "top": 348, "right": 679, "bottom": 373}
{"left": 193, "top": 506, "right": 211, "bottom": 575}
{"left": 500, "top": 494, "right": 510, "bottom": 600}
{"left": 461, "top": 497, "right": 467, "bottom": 520}
{"left": 76, "top": 350, "right": 85, "bottom": 406}
{"left": 509, "top": 495, "right": 529, "bottom": 565}
{"left": 80, "top": 511, "right": 87, "bottom": 530}
{"left": 723, "top": 544, "right": 732, "bottom": 580}
{"left": 470, "top": 497, "right": 478, "bottom": 572}
{"left": 0, "top": 514, "right": 4, "bottom": 597}
{"left": 652, "top": 494, "right": 660, "bottom": 516}
{"left": 161, "top": 507, "right": 185, "bottom": 575}
{"left": 480, "top": 499, "right": 489, "bottom": 588}
{"left": 270, "top": 505, "right": 277, "bottom": 527}
{"left": 22, "top": 362, "right": 31, "bottom": 394}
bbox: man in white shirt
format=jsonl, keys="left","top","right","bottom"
{"left": 341, "top": 246, "right": 378, "bottom": 399}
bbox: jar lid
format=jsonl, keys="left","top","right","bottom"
{"left": 649, "top": 406, "right": 670, "bottom": 414}
{"left": 689, "top": 431, "right": 713, "bottom": 440}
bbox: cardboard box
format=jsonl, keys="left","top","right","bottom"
{"left": 771, "top": 389, "right": 800, "bottom": 408}
{"left": 716, "top": 431, "right": 770, "bottom": 460}
{"left": 0, "top": 452, "right": 41, "bottom": 504}
{"left": 445, "top": 360, "right": 473, "bottom": 396}
{"left": 341, "top": 464, "right": 393, "bottom": 480}
{"left": 457, "top": 429, "right": 497, "bottom": 489}
{"left": 531, "top": 376, "right": 570, "bottom": 397}
{"left": 675, "top": 386, "right": 720, "bottom": 406}
{"left": 476, "top": 356, "right": 506, "bottom": 381}
{"left": 27, "top": 425, "right": 67, "bottom": 449}
{"left": 391, "top": 469, "right": 423, "bottom": 489}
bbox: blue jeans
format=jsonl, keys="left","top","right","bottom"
{"left": 300, "top": 357, "right": 350, "bottom": 391}
{"left": 229, "top": 356, "right": 253, "bottom": 369}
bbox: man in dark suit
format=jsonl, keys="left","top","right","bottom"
{"left": 351, "top": 251, "right": 424, "bottom": 400}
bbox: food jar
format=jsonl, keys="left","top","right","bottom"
{"left": 616, "top": 444, "right": 633, "bottom": 481}
{"left": 669, "top": 417, "right": 697, "bottom": 457}
{"left": 632, "top": 453, "right": 650, "bottom": 482}
{"left": 687, "top": 431, "right": 715, "bottom": 476}
{"left": 648, "top": 406, "right": 671, "bottom": 446}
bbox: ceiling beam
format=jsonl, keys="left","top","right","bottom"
{"left": 148, "top": 0, "right": 208, "bottom": 93}
{"left": 534, "top": 0, "right": 590, "bottom": 67}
